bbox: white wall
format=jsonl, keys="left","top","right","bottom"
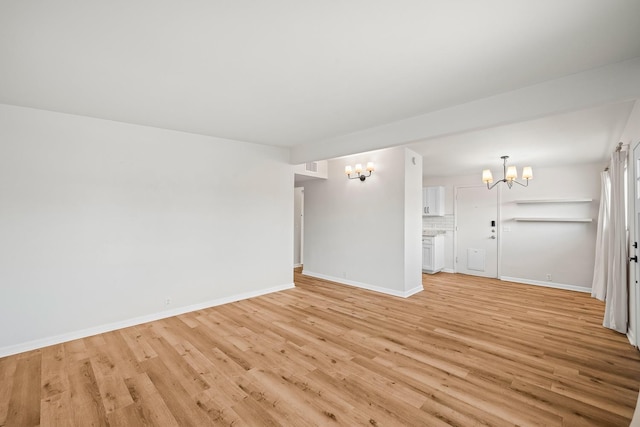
{"left": 0, "top": 104, "right": 294, "bottom": 356}
{"left": 425, "top": 162, "right": 601, "bottom": 290}
{"left": 403, "top": 149, "right": 423, "bottom": 294}
{"left": 500, "top": 163, "right": 600, "bottom": 289}
{"left": 303, "top": 147, "right": 423, "bottom": 297}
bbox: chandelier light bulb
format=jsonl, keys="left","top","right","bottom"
{"left": 482, "top": 169, "right": 493, "bottom": 184}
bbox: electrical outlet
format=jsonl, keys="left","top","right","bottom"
{"left": 165, "top": 298, "right": 171, "bottom": 306}
{"left": 546, "top": 274, "right": 552, "bottom": 281}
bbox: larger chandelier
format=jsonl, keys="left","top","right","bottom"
{"left": 482, "top": 155, "right": 532, "bottom": 190}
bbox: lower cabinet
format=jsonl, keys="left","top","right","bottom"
{"left": 422, "top": 235, "right": 444, "bottom": 274}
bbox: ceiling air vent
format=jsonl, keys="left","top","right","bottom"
{"left": 305, "top": 162, "right": 318, "bottom": 173}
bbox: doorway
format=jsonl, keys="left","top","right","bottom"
{"left": 294, "top": 187, "right": 304, "bottom": 267}
{"left": 632, "top": 142, "right": 640, "bottom": 347}
{"left": 455, "top": 186, "right": 498, "bottom": 278}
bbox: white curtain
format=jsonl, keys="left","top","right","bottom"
{"left": 591, "top": 171, "right": 610, "bottom": 301}
{"left": 602, "top": 150, "right": 628, "bottom": 333}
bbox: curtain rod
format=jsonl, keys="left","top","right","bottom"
{"left": 605, "top": 142, "right": 629, "bottom": 171}
{"left": 615, "top": 142, "right": 629, "bottom": 152}
{"left": 604, "top": 142, "right": 626, "bottom": 172}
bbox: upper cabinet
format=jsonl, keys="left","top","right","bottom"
{"left": 423, "top": 186, "right": 445, "bottom": 216}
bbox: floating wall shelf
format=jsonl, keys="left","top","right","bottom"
{"left": 513, "top": 217, "right": 592, "bottom": 223}
{"left": 514, "top": 198, "right": 593, "bottom": 204}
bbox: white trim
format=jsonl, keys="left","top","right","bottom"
{"left": 513, "top": 217, "right": 592, "bottom": 222}
{"left": 500, "top": 276, "right": 590, "bottom": 293}
{"left": 514, "top": 198, "right": 593, "bottom": 204}
{"left": 628, "top": 330, "right": 637, "bottom": 347}
{"left": 442, "top": 268, "right": 455, "bottom": 274}
{"left": 302, "top": 270, "right": 424, "bottom": 298}
{"left": 293, "top": 263, "right": 303, "bottom": 268}
{"left": 0, "top": 282, "right": 295, "bottom": 358}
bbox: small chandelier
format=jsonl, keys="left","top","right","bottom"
{"left": 345, "top": 162, "right": 375, "bottom": 181}
{"left": 482, "top": 156, "right": 532, "bottom": 190}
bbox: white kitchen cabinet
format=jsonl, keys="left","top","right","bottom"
{"left": 422, "top": 235, "right": 444, "bottom": 274}
{"left": 423, "top": 186, "right": 444, "bottom": 216}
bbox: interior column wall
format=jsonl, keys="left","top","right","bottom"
{"left": 303, "top": 147, "right": 423, "bottom": 297}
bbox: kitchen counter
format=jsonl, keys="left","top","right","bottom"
{"left": 422, "top": 229, "right": 447, "bottom": 237}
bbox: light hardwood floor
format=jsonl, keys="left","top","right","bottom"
{"left": 1, "top": 270, "right": 640, "bottom": 426}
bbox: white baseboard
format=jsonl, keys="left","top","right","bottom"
{"left": 628, "top": 330, "right": 637, "bottom": 348}
{"left": 293, "top": 263, "right": 302, "bottom": 268}
{"left": 0, "top": 282, "right": 295, "bottom": 358}
{"left": 302, "top": 270, "right": 423, "bottom": 298}
{"left": 499, "top": 276, "right": 591, "bottom": 293}
{"left": 421, "top": 268, "right": 454, "bottom": 274}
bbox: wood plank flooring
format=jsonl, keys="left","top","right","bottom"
{"left": 1, "top": 270, "right": 640, "bottom": 426}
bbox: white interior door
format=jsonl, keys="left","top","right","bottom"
{"left": 456, "top": 186, "right": 498, "bottom": 278}
{"left": 632, "top": 143, "right": 640, "bottom": 347}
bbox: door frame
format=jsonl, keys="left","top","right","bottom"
{"left": 454, "top": 184, "right": 502, "bottom": 277}
{"left": 293, "top": 186, "right": 304, "bottom": 268}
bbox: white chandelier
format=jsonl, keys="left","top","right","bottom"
{"left": 482, "top": 155, "right": 532, "bottom": 190}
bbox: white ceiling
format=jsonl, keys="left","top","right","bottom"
{"left": 408, "top": 101, "right": 636, "bottom": 177}
{"left": 1, "top": 1, "right": 640, "bottom": 171}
